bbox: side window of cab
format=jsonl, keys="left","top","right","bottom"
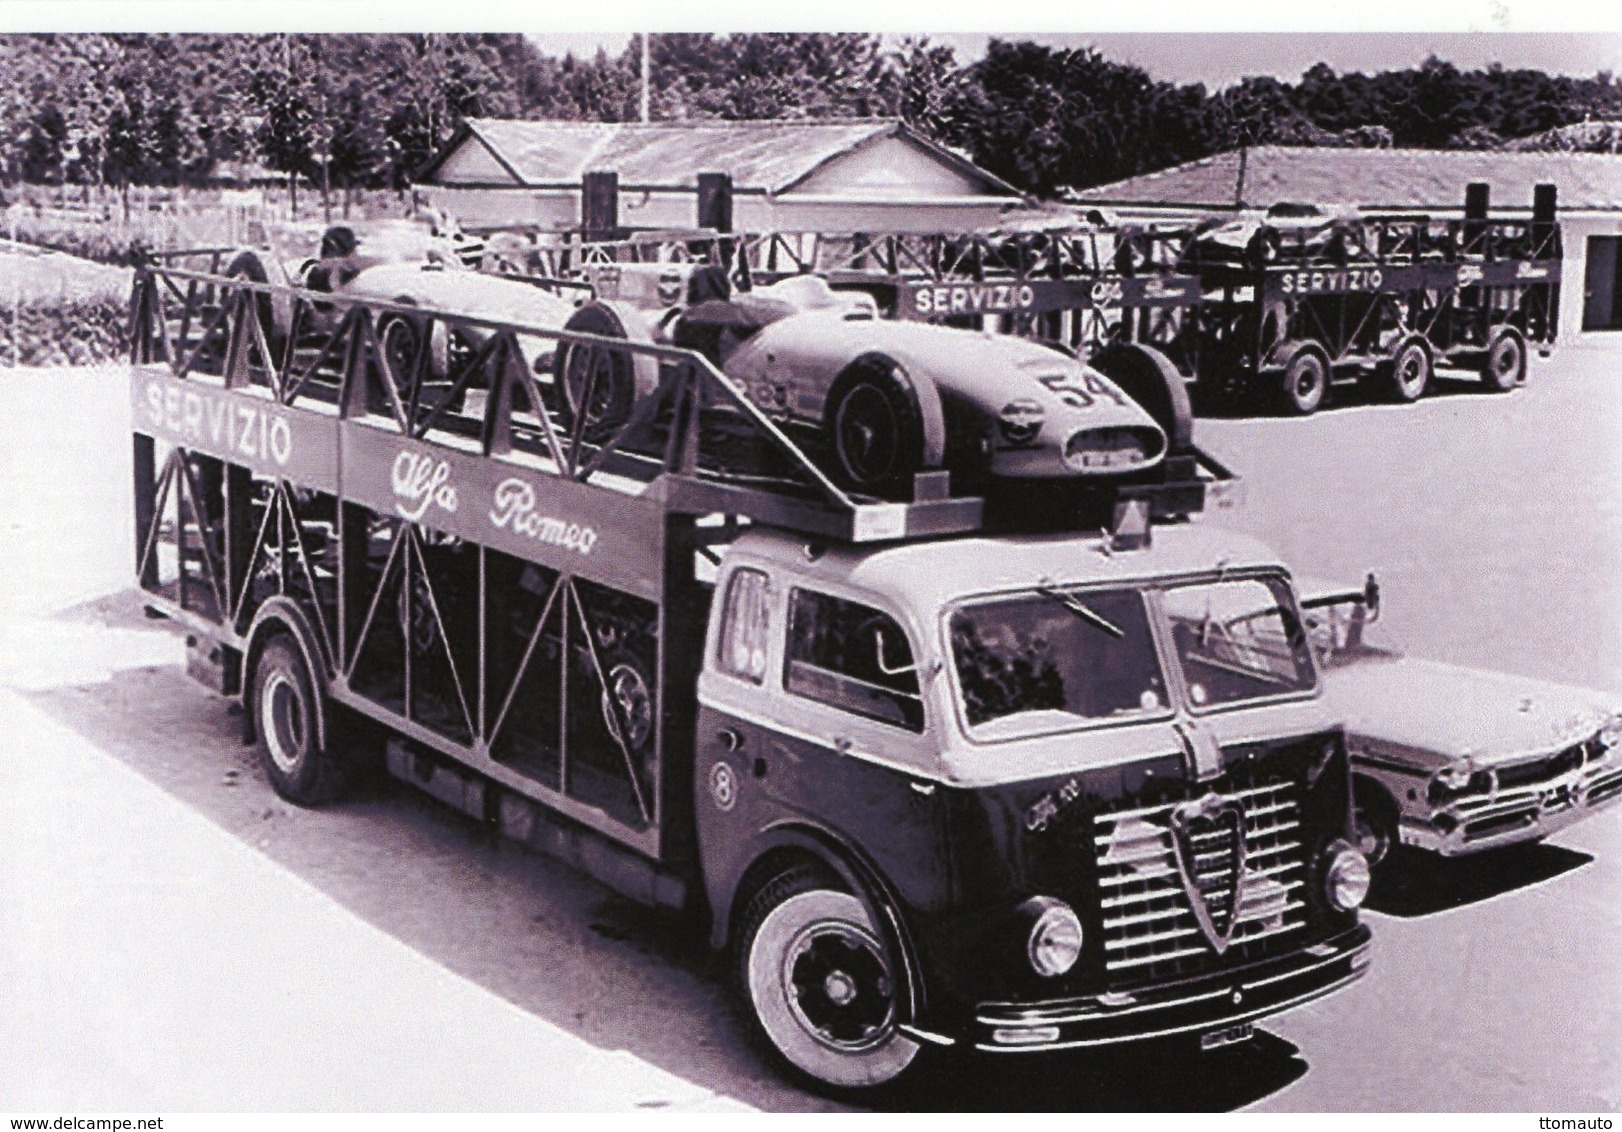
{"left": 717, "top": 567, "right": 772, "bottom": 684}
{"left": 784, "top": 589, "right": 924, "bottom": 732}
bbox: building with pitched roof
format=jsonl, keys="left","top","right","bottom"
{"left": 416, "top": 117, "right": 1026, "bottom": 235}
{"left": 1076, "top": 145, "right": 1622, "bottom": 345}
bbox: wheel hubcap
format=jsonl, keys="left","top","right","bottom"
{"left": 603, "top": 664, "right": 654, "bottom": 750}
{"left": 262, "top": 671, "right": 305, "bottom": 774}
{"left": 783, "top": 921, "right": 896, "bottom": 1051}
{"left": 835, "top": 388, "right": 900, "bottom": 484}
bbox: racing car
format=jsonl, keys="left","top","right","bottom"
{"left": 220, "top": 222, "right": 580, "bottom": 383}
{"left": 557, "top": 262, "right": 1186, "bottom": 500}
{"left": 1298, "top": 576, "right": 1622, "bottom": 864}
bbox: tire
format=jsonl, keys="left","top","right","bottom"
{"left": 1384, "top": 338, "right": 1431, "bottom": 403}
{"left": 224, "top": 251, "right": 280, "bottom": 365}
{"left": 737, "top": 866, "right": 919, "bottom": 1091}
{"left": 1277, "top": 346, "right": 1329, "bottom": 416}
{"left": 600, "top": 647, "right": 656, "bottom": 759}
{"left": 377, "top": 311, "right": 425, "bottom": 393}
{"left": 559, "top": 303, "right": 642, "bottom": 443}
{"left": 824, "top": 358, "right": 928, "bottom": 500}
{"left": 1481, "top": 328, "right": 1526, "bottom": 393}
{"left": 1352, "top": 778, "right": 1398, "bottom": 868}
{"left": 252, "top": 636, "right": 344, "bottom": 806}
{"left": 225, "top": 249, "right": 278, "bottom": 345}
{"left": 1093, "top": 342, "right": 1193, "bottom": 453}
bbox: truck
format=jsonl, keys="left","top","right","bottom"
{"left": 127, "top": 254, "right": 1372, "bottom": 1092}
{"left": 1176, "top": 182, "right": 1562, "bottom": 414}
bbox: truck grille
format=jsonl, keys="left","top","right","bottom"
{"left": 1093, "top": 779, "right": 1307, "bottom": 980}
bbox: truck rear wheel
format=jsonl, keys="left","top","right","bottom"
{"left": 1277, "top": 345, "right": 1329, "bottom": 416}
{"left": 737, "top": 866, "right": 919, "bottom": 1091}
{"left": 252, "top": 637, "right": 344, "bottom": 806}
{"left": 1481, "top": 328, "right": 1526, "bottom": 393}
{"left": 1384, "top": 339, "right": 1431, "bottom": 403}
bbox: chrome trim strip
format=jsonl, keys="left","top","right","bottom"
{"left": 973, "top": 968, "right": 1369, "bottom": 1052}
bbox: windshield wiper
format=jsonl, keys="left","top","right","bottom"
{"left": 1036, "top": 584, "right": 1125, "bottom": 639}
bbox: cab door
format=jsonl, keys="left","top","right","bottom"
{"left": 695, "top": 567, "right": 950, "bottom": 936}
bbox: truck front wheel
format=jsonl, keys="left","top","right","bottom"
{"left": 252, "top": 637, "right": 344, "bottom": 806}
{"left": 738, "top": 866, "right": 919, "bottom": 1091}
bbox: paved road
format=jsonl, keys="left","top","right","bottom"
{"left": 1, "top": 357, "right": 1618, "bottom": 1111}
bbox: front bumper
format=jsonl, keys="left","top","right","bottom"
{"left": 959, "top": 924, "right": 1371, "bottom": 1054}
{"left": 1403, "top": 757, "right": 1622, "bottom": 856}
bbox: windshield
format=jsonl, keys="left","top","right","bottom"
{"left": 1161, "top": 576, "right": 1316, "bottom": 708}
{"left": 949, "top": 587, "right": 1169, "bottom": 741}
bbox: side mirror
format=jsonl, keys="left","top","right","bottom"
{"left": 1362, "top": 572, "right": 1381, "bottom": 621}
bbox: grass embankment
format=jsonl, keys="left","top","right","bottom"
{"left": 1, "top": 243, "right": 133, "bottom": 367}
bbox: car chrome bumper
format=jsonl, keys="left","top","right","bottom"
{"left": 1404, "top": 759, "right": 1622, "bottom": 855}
{"left": 965, "top": 925, "right": 1372, "bottom": 1054}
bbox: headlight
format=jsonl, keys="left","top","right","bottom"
{"left": 1021, "top": 897, "right": 1083, "bottom": 978}
{"left": 1428, "top": 758, "right": 1493, "bottom": 805}
{"left": 1323, "top": 841, "right": 1371, "bottom": 911}
{"left": 1600, "top": 713, "right": 1622, "bottom": 750}
{"left": 1435, "top": 757, "right": 1475, "bottom": 790}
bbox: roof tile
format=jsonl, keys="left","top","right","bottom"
{"left": 1077, "top": 145, "right": 1622, "bottom": 212}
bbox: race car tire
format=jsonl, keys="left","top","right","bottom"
{"left": 824, "top": 356, "right": 938, "bottom": 500}
{"left": 377, "top": 309, "right": 427, "bottom": 391}
{"left": 224, "top": 250, "right": 282, "bottom": 362}
{"left": 1383, "top": 337, "right": 1432, "bottom": 403}
{"left": 737, "top": 865, "right": 920, "bottom": 1092}
{"left": 1480, "top": 326, "right": 1526, "bottom": 393}
{"left": 558, "top": 302, "right": 658, "bottom": 443}
{"left": 1093, "top": 342, "right": 1193, "bottom": 454}
{"left": 252, "top": 636, "right": 345, "bottom": 807}
{"left": 1276, "top": 343, "right": 1331, "bottom": 416}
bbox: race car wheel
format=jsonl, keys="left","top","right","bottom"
{"left": 1481, "top": 327, "right": 1526, "bottom": 393}
{"left": 826, "top": 359, "right": 926, "bottom": 499}
{"left": 738, "top": 866, "right": 919, "bottom": 1091}
{"left": 224, "top": 250, "right": 280, "bottom": 363}
{"left": 252, "top": 636, "right": 344, "bottom": 806}
{"left": 559, "top": 304, "right": 641, "bottom": 443}
{"left": 1384, "top": 338, "right": 1431, "bottom": 403}
{"left": 377, "top": 312, "right": 424, "bottom": 390}
{"left": 1278, "top": 345, "right": 1330, "bottom": 416}
{"left": 1352, "top": 778, "right": 1399, "bottom": 867}
{"left": 1094, "top": 342, "right": 1193, "bottom": 453}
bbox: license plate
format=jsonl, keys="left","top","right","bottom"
{"left": 1200, "top": 1022, "right": 1254, "bottom": 1050}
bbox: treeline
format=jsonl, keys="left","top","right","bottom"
{"left": 3, "top": 32, "right": 1621, "bottom": 200}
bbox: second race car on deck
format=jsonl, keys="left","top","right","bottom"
{"left": 222, "top": 222, "right": 580, "bottom": 382}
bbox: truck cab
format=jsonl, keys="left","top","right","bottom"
{"left": 696, "top": 524, "right": 1372, "bottom": 1088}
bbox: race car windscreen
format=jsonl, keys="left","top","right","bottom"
{"left": 1161, "top": 576, "right": 1315, "bottom": 709}
{"left": 949, "top": 586, "right": 1170, "bottom": 741}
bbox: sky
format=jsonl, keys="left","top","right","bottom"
{"left": 3, "top": 0, "right": 1619, "bottom": 93}
{"left": 529, "top": 32, "right": 1622, "bottom": 93}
